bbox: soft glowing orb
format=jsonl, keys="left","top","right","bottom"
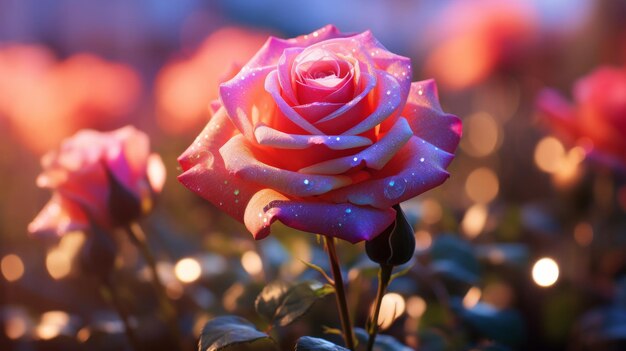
{"left": 532, "top": 257, "right": 559, "bottom": 287}
{"left": 174, "top": 258, "right": 202, "bottom": 283}
{"left": 241, "top": 251, "right": 263, "bottom": 276}
{"left": 1, "top": 254, "right": 24, "bottom": 282}
{"left": 377, "top": 293, "right": 406, "bottom": 330}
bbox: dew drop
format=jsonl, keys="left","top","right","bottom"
{"left": 418, "top": 90, "right": 423, "bottom": 96}
{"left": 224, "top": 180, "right": 228, "bottom": 185}
{"left": 303, "top": 179, "right": 310, "bottom": 185}
{"left": 345, "top": 208, "right": 352, "bottom": 214}
{"left": 384, "top": 178, "right": 407, "bottom": 200}
{"left": 233, "top": 189, "right": 240, "bottom": 196}
{"left": 420, "top": 157, "right": 425, "bottom": 163}
{"left": 336, "top": 137, "right": 341, "bottom": 141}
{"left": 386, "top": 90, "right": 391, "bottom": 95}
{"left": 353, "top": 157, "right": 358, "bottom": 162}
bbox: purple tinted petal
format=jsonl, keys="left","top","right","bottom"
{"left": 404, "top": 80, "right": 462, "bottom": 153}
{"left": 266, "top": 200, "right": 396, "bottom": 243}
{"left": 323, "top": 136, "right": 455, "bottom": 208}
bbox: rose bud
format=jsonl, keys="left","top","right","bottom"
{"left": 366, "top": 204, "right": 416, "bottom": 266}
{"left": 28, "top": 126, "right": 166, "bottom": 237}
{"left": 178, "top": 25, "right": 461, "bottom": 243}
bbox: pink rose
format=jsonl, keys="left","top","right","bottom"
{"left": 178, "top": 25, "right": 461, "bottom": 243}
{"left": 29, "top": 126, "right": 166, "bottom": 236}
{"left": 536, "top": 66, "right": 626, "bottom": 167}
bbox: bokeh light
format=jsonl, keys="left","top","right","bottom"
{"left": 406, "top": 296, "right": 427, "bottom": 319}
{"left": 465, "top": 168, "right": 499, "bottom": 204}
{"left": 463, "top": 286, "right": 482, "bottom": 308}
{"left": 461, "top": 112, "right": 501, "bottom": 157}
{"left": 1, "top": 254, "right": 25, "bottom": 282}
{"left": 174, "top": 257, "right": 202, "bottom": 283}
{"left": 241, "top": 250, "right": 263, "bottom": 276}
{"left": 461, "top": 204, "right": 488, "bottom": 238}
{"left": 532, "top": 257, "right": 559, "bottom": 287}
{"left": 377, "top": 292, "right": 406, "bottom": 330}
{"left": 36, "top": 311, "right": 70, "bottom": 340}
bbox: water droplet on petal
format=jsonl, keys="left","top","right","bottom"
{"left": 233, "top": 189, "right": 240, "bottom": 196}
{"left": 420, "top": 157, "right": 425, "bottom": 163}
{"left": 345, "top": 208, "right": 352, "bottom": 214}
{"left": 386, "top": 90, "right": 391, "bottom": 95}
{"left": 384, "top": 178, "right": 407, "bottom": 200}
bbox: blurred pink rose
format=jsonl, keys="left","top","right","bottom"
{"left": 536, "top": 66, "right": 626, "bottom": 167}
{"left": 0, "top": 45, "right": 141, "bottom": 154}
{"left": 178, "top": 25, "right": 461, "bottom": 243}
{"left": 424, "top": 0, "right": 539, "bottom": 90}
{"left": 29, "top": 126, "right": 166, "bottom": 236}
{"left": 155, "top": 27, "right": 269, "bottom": 135}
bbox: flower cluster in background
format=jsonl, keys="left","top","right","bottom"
{"left": 1, "top": 1, "right": 626, "bottom": 351}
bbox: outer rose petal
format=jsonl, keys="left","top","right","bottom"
{"left": 28, "top": 195, "right": 88, "bottom": 237}
{"left": 220, "top": 135, "right": 352, "bottom": 197}
{"left": 178, "top": 108, "right": 263, "bottom": 222}
{"left": 403, "top": 80, "right": 462, "bottom": 153}
{"left": 323, "top": 136, "right": 455, "bottom": 209}
{"left": 220, "top": 65, "right": 276, "bottom": 139}
{"left": 264, "top": 196, "right": 396, "bottom": 243}
{"left": 242, "top": 25, "right": 349, "bottom": 69}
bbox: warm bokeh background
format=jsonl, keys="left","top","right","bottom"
{"left": 1, "top": 1, "right": 626, "bottom": 350}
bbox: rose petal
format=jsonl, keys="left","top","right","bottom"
{"left": 219, "top": 65, "right": 276, "bottom": 139}
{"left": 323, "top": 136, "right": 455, "bottom": 208}
{"left": 178, "top": 108, "right": 264, "bottom": 223}
{"left": 28, "top": 194, "right": 89, "bottom": 237}
{"left": 220, "top": 134, "right": 352, "bottom": 197}
{"left": 277, "top": 47, "right": 303, "bottom": 105}
{"left": 293, "top": 102, "right": 343, "bottom": 123}
{"left": 254, "top": 124, "right": 372, "bottom": 150}
{"left": 241, "top": 25, "right": 349, "bottom": 70}
{"left": 264, "top": 197, "right": 397, "bottom": 243}
{"left": 403, "top": 80, "right": 462, "bottom": 153}
{"left": 106, "top": 126, "right": 151, "bottom": 195}
{"left": 321, "top": 69, "right": 401, "bottom": 136}
{"left": 265, "top": 70, "right": 325, "bottom": 134}
{"left": 299, "top": 117, "right": 413, "bottom": 174}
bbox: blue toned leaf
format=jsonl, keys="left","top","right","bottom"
{"left": 198, "top": 315, "right": 277, "bottom": 351}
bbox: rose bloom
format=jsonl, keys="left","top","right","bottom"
{"left": 29, "top": 126, "right": 166, "bottom": 237}
{"left": 178, "top": 25, "right": 461, "bottom": 243}
{"left": 0, "top": 45, "right": 141, "bottom": 154}
{"left": 155, "top": 27, "right": 269, "bottom": 135}
{"left": 536, "top": 66, "right": 626, "bottom": 167}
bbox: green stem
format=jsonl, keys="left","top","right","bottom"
{"left": 325, "top": 237, "right": 355, "bottom": 350}
{"left": 99, "top": 277, "right": 142, "bottom": 351}
{"left": 125, "top": 222, "right": 183, "bottom": 349}
{"left": 366, "top": 264, "right": 393, "bottom": 351}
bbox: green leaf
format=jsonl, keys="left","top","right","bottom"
{"left": 255, "top": 281, "right": 331, "bottom": 327}
{"left": 353, "top": 328, "right": 412, "bottom": 351}
{"left": 295, "top": 336, "right": 349, "bottom": 350}
{"left": 198, "top": 315, "right": 277, "bottom": 351}
{"left": 429, "top": 234, "right": 480, "bottom": 286}
{"left": 453, "top": 301, "right": 524, "bottom": 347}
{"left": 298, "top": 258, "right": 334, "bottom": 284}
